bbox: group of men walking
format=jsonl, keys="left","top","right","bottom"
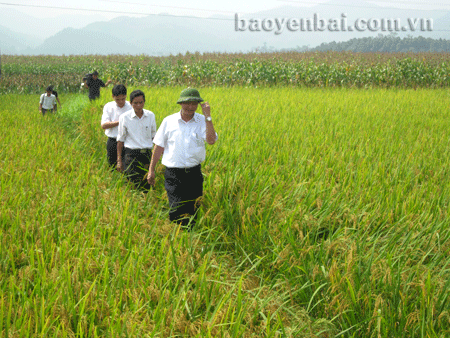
{"left": 39, "top": 71, "right": 108, "bottom": 115}
{"left": 38, "top": 70, "right": 216, "bottom": 230}
{"left": 101, "top": 83, "right": 217, "bottom": 230}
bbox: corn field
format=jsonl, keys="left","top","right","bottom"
{"left": 2, "top": 52, "right": 450, "bottom": 94}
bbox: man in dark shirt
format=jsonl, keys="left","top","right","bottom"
{"left": 84, "top": 71, "right": 112, "bottom": 100}
{"left": 49, "top": 86, "right": 61, "bottom": 111}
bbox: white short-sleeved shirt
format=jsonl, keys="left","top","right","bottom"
{"left": 153, "top": 112, "right": 218, "bottom": 168}
{"left": 117, "top": 109, "right": 157, "bottom": 149}
{"left": 40, "top": 94, "right": 56, "bottom": 110}
{"left": 101, "top": 101, "right": 132, "bottom": 138}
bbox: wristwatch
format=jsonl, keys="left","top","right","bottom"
{"left": 206, "top": 116, "right": 212, "bottom": 122}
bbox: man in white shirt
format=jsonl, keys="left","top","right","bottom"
{"left": 117, "top": 89, "right": 157, "bottom": 190}
{"left": 147, "top": 88, "right": 217, "bottom": 229}
{"left": 39, "top": 86, "right": 57, "bottom": 115}
{"left": 101, "top": 84, "right": 132, "bottom": 168}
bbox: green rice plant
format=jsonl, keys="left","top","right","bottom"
{"left": 0, "top": 92, "right": 335, "bottom": 337}
{"left": 2, "top": 86, "right": 450, "bottom": 336}
{"left": 81, "top": 86, "right": 450, "bottom": 336}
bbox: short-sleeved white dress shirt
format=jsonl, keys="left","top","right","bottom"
{"left": 40, "top": 94, "right": 56, "bottom": 110}
{"left": 117, "top": 109, "right": 157, "bottom": 149}
{"left": 153, "top": 112, "right": 218, "bottom": 168}
{"left": 101, "top": 101, "right": 132, "bottom": 138}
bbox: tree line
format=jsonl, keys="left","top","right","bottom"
{"left": 312, "top": 34, "right": 450, "bottom": 53}
{"left": 255, "top": 34, "right": 450, "bottom": 53}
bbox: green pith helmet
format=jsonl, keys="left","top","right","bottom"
{"left": 176, "top": 88, "right": 204, "bottom": 103}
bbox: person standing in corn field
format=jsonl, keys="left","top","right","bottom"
{"left": 147, "top": 88, "right": 218, "bottom": 230}
{"left": 84, "top": 70, "right": 112, "bottom": 101}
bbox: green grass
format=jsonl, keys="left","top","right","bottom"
{"left": 1, "top": 87, "right": 450, "bottom": 337}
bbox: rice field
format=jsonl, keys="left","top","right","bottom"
{"left": 1, "top": 85, "right": 449, "bottom": 337}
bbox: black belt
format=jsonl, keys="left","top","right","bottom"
{"left": 167, "top": 164, "right": 201, "bottom": 173}
{"left": 124, "top": 147, "right": 152, "bottom": 154}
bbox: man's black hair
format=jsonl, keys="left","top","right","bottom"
{"left": 112, "top": 84, "right": 127, "bottom": 97}
{"left": 130, "top": 89, "right": 145, "bottom": 104}
{"left": 46, "top": 86, "right": 52, "bottom": 92}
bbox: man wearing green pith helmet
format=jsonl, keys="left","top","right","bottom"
{"left": 147, "top": 88, "right": 218, "bottom": 230}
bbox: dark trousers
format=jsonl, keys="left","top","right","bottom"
{"left": 164, "top": 165, "right": 203, "bottom": 227}
{"left": 106, "top": 137, "right": 123, "bottom": 168}
{"left": 41, "top": 108, "right": 53, "bottom": 115}
{"left": 123, "top": 148, "right": 152, "bottom": 190}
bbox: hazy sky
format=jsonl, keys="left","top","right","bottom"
{"left": 5, "top": 0, "right": 450, "bottom": 20}
{"left": 3, "top": 0, "right": 289, "bottom": 19}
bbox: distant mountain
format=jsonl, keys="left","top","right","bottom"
{"left": 0, "top": 7, "right": 110, "bottom": 41}
{"left": 0, "top": 25, "right": 41, "bottom": 54}
{"left": 31, "top": 27, "right": 142, "bottom": 55}
{"left": 1, "top": 1, "right": 450, "bottom": 55}
{"left": 244, "top": 1, "right": 447, "bottom": 47}
{"left": 78, "top": 14, "right": 241, "bottom": 55}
